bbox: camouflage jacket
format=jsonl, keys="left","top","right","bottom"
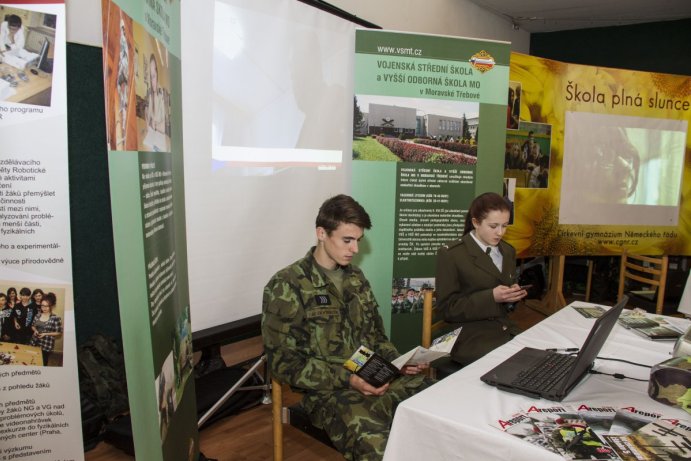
{"left": 262, "top": 248, "right": 399, "bottom": 391}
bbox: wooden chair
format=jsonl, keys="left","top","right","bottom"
{"left": 270, "top": 375, "right": 334, "bottom": 461}
{"left": 421, "top": 290, "right": 462, "bottom": 379}
{"left": 421, "top": 290, "right": 446, "bottom": 348}
{"left": 617, "top": 250, "right": 669, "bottom": 315}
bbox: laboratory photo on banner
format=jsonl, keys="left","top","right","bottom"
{"left": 0, "top": 284, "right": 65, "bottom": 367}
{"left": 353, "top": 95, "right": 479, "bottom": 164}
{"left": 133, "top": 21, "right": 171, "bottom": 153}
{"left": 0, "top": 5, "right": 57, "bottom": 106}
{"left": 102, "top": 0, "right": 137, "bottom": 151}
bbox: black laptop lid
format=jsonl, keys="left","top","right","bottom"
{"left": 559, "top": 296, "right": 628, "bottom": 394}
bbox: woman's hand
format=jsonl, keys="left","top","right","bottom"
{"left": 493, "top": 284, "right": 527, "bottom": 303}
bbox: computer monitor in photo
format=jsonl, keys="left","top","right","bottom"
{"left": 37, "top": 37, "right": 52, "bottom": 73}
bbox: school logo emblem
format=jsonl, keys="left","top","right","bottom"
{"left": 469, "top": 50, "right": 495, "bottom": 73}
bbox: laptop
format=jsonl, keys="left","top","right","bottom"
{"left": 480, "top": 296, "right": 627, "bottom": 401}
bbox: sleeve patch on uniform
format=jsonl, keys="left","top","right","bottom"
{"left": 313, "top": 294, "right": 331, "bottom": 305}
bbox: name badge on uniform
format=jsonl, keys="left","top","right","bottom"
{"left": 314, "top": 294, "right": 331, "bottom": 305}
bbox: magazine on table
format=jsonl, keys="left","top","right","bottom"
{"left": 607, "top": 407, "right": 664, "bottom": 435}
{"left": 492, "top": 404, "right": 690, "bottom": 460}
{"left": 491, "top": 410, "right": 560, "bottom": 454}
{"left": 573, "top": 403, "right": 618, "bottom": 438}
{"left": 524, "top": 405, "right": 618, "bottom": 460}
{"left": 603, "top": 420, "right": 691, "bottom": 461}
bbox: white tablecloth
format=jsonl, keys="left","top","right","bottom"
{"left": 383, "top": 301, "right": 691, "bottom": 461}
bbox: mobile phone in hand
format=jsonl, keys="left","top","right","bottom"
{"left": 519, "top": 284, "right": 532, "bottom": 290}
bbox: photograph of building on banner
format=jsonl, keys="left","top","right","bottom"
{"left": 0, "top": 5, "right": 56, "bottom": 106}
{"left": 353, "top": 95, "right": 479, "bottom": 164}
{"left": 0, "top": 284, "right": 65, "bottom": 367}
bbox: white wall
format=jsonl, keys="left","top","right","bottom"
{"left": 65, "top": 0, "right": 102, "bottom": 46}
{"left": 66, "top": 0, "right": 529, "bottom": 52}
{"left": 328, "top": 0, "right": 530, "bottom": 52}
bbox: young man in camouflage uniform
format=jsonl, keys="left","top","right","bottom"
{"left": 262, "top": 194, "right": 434, "bottom": 461}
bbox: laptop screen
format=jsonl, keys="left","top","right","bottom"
{"left": 561, "top": 296, "right": 628, "bottom": 392}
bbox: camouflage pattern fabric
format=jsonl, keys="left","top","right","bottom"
{"left": 263, "top": 248, "right": 434, "bottom": 460}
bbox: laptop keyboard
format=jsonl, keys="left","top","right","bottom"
{"left": 511, "top": 352, "right": 576, "bottom": 391}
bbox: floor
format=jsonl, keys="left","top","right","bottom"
{"left": 84, "top": 301, "right": 549, "bottom": 461}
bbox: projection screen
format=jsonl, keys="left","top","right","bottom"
{"left": 181, "top": 0, "right": 356, "bottom": 332}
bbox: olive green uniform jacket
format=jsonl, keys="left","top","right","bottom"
{"left": 436, "top": 234, "right": 521, "bottom": 366}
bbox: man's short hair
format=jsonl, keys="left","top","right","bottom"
{"left": 19, "top": 287, "right": 31, "bottom": 296}
{"left": 316, "top": 194, "right": 371, "bottom": 234}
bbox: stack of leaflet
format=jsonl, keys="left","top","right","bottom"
{"left": 492, "top": 403, "right": 691, "bottom": 460}
{"left": 2, "top": 49, "right": 39, "bottom": 70}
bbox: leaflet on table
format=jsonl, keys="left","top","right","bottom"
{"left": 630, "top": 325, "right": 682, "bottom": 341}
{"left": 603, "top": 420, "right": 691, "bottom": 461}
{"left": 572, "top": 304, "right": 606, "bottom": 318}
{"left": 390, "top": 327, "right": 461, "bottom": 368}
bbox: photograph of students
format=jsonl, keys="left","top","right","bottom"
{"left": 30, "top": 292, "right": 63, "bottom": 366}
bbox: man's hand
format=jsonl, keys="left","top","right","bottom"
{"left": 349, "top": 374, "right": 389, "bottom": 396}
{"left": 400, "top": 362, "right": 430, "bottom": 375}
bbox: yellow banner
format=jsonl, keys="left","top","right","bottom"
{"left": 505, "top": 52, "right": 691, "bottom": 257}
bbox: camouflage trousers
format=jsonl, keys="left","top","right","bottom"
{"left": 302, "top": 375, "right": 435, "bottom": 461}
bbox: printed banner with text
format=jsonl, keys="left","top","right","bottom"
{"left": 0, "top": 1, "right": 85, "bottom": 460}
{"left": 101, "top": 1, "right": 198, "bottom": 460}
{"left": 353, "top": 30, "right": 509, "bottom": 351}
{"left": 505, "top": 52, "right": 691, "bottom": 257}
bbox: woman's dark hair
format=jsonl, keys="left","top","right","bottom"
{"left": 43, "top": 292, "right": 57, "bottom": 308}
{"left": 0, "top": 293, "right": 6, "bottom": 303}
{"left": 7, "top": 15, "right": 22, "bottom": 28}
{"left": 32, "top": 288, "right": 44, "bottom": 300}
{"left": 463, "top": 192, "right": 511, "bottom": 235}
{"left": 316, "top": 194, "right": 371, "bottom": 234}
{"left": 7, "top": 287, "right": 17, "bottom": 299}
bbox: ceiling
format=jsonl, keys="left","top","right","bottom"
{"left": 467, "top": 0, "right": 691, "bottom": 33}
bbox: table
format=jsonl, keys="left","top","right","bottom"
{"left": 0, "top": 341, "right": 43, "bottom": 366}
{"left": 0, "top": 63, "right": 53, "bottom": 105}
{"left": 383, "top": 302, "right": 691, "bottom": 461}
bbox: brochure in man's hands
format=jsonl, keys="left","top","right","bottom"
{"left": 344, "top": 328, "right": 461, "bottom": 387}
